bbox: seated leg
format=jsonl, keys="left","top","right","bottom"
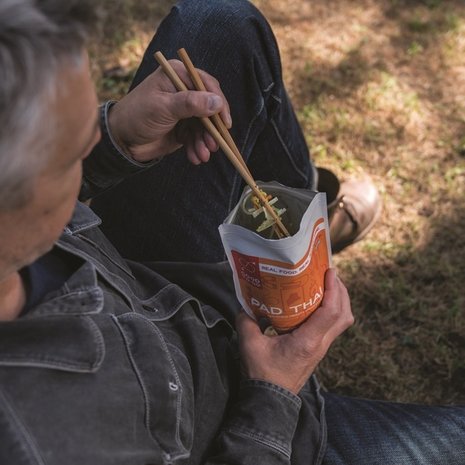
{"left": 91, "top": 0, "right": 315, "bottom": 263}
{"left": 322, "top": 392, "right": 465, "bottom": 465}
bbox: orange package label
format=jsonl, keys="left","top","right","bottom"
{"left": 231, "top": 218, "right": 329, "bottom": 332}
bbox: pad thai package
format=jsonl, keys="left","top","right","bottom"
{"left": 219, "top": 181, "right": 332, "bottom": 333}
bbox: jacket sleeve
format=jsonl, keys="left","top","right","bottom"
{"left": 79, "top": 101, "right": 159, "bottom": 202}
{"left": 203, "top": 379, "right": 302, "bottom": 465}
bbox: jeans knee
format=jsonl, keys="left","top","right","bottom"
{"left": 176, "top": 0, "right": 262, "bottom": 24}
{"left": 174, "top": 0, "right": 271, "bottom": 49}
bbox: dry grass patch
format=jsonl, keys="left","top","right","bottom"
{"left": 90, "top": 0, "right": 175, "bottom": 100}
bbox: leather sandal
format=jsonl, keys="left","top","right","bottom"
{"left": 317, "top": 168, "right": 382, "bottom": 253}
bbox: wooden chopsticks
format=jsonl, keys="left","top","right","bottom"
{"left": 154, "top": 49, "right": 290, "bottom": 238}
{"left": 176, "top": 48, "right": 250, "bottom": 175}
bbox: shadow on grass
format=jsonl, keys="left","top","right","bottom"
{"left": 319, "top": 196, "right": 465, "bottom": 405}
{"left": 294, "top": 46, "right": 375, "bottom": 103}
{"left": 290, "top": 0, "right": 465, "bottom": 118}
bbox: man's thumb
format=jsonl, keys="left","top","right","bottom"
{"left": 169, "top": 91, "right": 223, "bottom": 120}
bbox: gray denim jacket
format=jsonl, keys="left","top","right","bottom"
{"left": 0, "top": 105, "right": 326, "bottom": 465}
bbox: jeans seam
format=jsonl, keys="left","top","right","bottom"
{"left": 228, "top": 94, "right": 266, "bottom": 215}
{"left": 314, "top": 376, "right": 328, "bottom": 465}
{"left": 224, "top": 94, "right": 267, "bottom": 262}
{"left": 270, "top": 117, "right": 309, "bottom": 184}
{"left": 228, "top": 85, "right": 271, "bottom": 216}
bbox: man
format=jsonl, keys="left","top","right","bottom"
{"left": 0, "top": 1, "right": 463, "bottom": 465}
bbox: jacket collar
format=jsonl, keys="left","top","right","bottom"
{"left": 0, "top": 255, "right": 105, "bottom": 372}
{"left": 26, "top": 261, "right": 104, "bottom": 318}
{"left": 63, "top": 201, "right": 101, "bottom": 236}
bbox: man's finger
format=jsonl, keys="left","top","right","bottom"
{"left": 319, "top": 268, "right": 339, "bottom": 309}
{"left": 194, "top": 132, "right": 211, "bottom": 163}
{"left": 155, "top": 60, "right": 232, "bottom": 125}
{"left": 186, "top": 140, "right": 202, "bottom": 165}
{"left": 292, "top": 268, "right": 350, "bottom": 343}
{"left": 203, "top": 131, "right": 219, "bottom": 152}
{"left": 324, "top": 268, "right": 338, "bottom": 291}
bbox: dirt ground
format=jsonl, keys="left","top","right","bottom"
{"left": 93, "top": 0, "right": 465, "bottom": 404}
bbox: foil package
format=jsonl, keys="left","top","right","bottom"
{"left": 219, "top": 181, "right": 332, "bottom": 333}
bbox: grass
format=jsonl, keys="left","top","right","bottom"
{"left": 91, "top": 0, "right": 465, "bottom": 405}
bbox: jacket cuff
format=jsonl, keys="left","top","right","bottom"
{"left": 80, "top": 101, "right": 158, "bottom": 200}
{"left": 225, "top": 379, "right": 302, "bottom": 459}
{"left": 100, "top": 101, "right": 159, "bottom": 169}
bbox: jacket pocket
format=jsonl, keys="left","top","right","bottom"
{"left": 114, "top": 313, "right": 194, "bottom": 463}
{"left": 0, "top": 315, "right": 105, "bottom": 373}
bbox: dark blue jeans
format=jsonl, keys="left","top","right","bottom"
{"left": 322, "top": 393, "right": 465, "bottom": 465}
{"left": 92, "top": 1, "right": 465, "bottom": 463}
{"left": 91, "top": 0, "right": 316, "bottom": 263}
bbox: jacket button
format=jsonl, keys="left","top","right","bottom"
{"left": 169, "top": 382, "right": 179, "bottom": 391}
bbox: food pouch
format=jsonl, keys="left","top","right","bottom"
{"left": 219, "top": 181, "right": 332, "bottom": 333}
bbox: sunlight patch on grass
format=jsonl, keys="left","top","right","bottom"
{"left": 407, "top": 40, "right": 424, "bottom": 56}
{"left": 363, "top": 71, "right": 420, "bottom": 113}
{"left": 444, "top": 165, "right": 465, "bottom": 193}
{"left": 299, "top": 101, "right": 356, "bottom": 140}
{"left": 441, "top": 17, "right": 465, "bottom": 63}
{"left": 361, "top": 239, "right": 406, "bottom": 257}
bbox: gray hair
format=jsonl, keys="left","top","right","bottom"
{"left": 0, "top": 0, "right": 97, "bottom": 210}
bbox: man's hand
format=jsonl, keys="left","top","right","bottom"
{"left": 107, "top": 59, "right": 231, "bottom": 165}
{"left": 236, "top": 269, "right": 354, "bottom": 395}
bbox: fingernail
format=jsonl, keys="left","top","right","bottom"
{"left": 208, "top": 95, "right": 222, "bottom": 112}
{"left": 225, "top": 113, "right": 233, "bottom": 128}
